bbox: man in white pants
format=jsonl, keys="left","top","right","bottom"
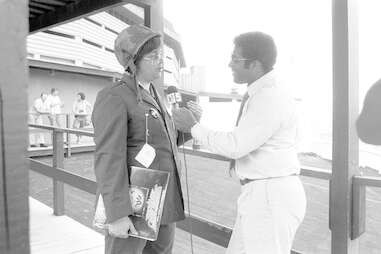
{"left": 30, "top": 92, "right": 50, "bottom": 147}
{"left": 173, "top": 32, "right": 306, "bottom": 253}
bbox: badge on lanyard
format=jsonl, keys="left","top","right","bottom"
{"left": 135, "top": 113, "right": 156, "bottom": 168}
{"left": 135, "top": 143, "right": 156, "bottom": 168}
{"left": 149, "top": 108, "right": 160, "bottom": 119}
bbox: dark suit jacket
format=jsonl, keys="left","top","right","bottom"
{"left": 357, "top": 79, "right": 381, "bottom": 145}
{"left": 92, "top": 74, "right": 191, "bottom": 225}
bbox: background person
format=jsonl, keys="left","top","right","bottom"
{"left": 30, "top": 92, "right": 50, "bottom": 147}
{"left": 72, "top": 92, "right": 92, "bottom": 143}
{"left": 47, "top": 88, "right": 64, "bottom": 127}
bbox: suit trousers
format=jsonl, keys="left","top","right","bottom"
{"left": 105, "top": 223, "right": 175, "bottom": 254}
{"left": 226, "top": 175, "right": 306, "bottom": 254}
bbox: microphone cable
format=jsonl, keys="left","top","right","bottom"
{"left": 181, "top": 132, "right": 195, "bottom": 254}
{"left": 0, "top": 88, "right": 10, "bottom": 248}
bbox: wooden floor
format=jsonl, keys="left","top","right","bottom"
{"left": 29, "top": 197, "right": 225, "bottom": 254}
{"left": 30, "top": 198, "right": 104, "bottom": 254}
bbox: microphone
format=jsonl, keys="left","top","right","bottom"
{"left": 166, "top": 86, "right": 182, "bottom": 110}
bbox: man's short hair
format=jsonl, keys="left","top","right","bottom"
{"left": 234, "top": 32, "right": 277, "bottom": 72}
{"left": 134, "top": 36, "right": 161, "bottom": 66}
{"left": 77, "top": 92, "right": 86, "bottom": 100}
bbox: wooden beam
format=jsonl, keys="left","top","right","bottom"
{"left": 177, "top": 214, "right": 232, "bottom": 248}
{"left": 29, "top": 2, "right": 56, "bottom": 11}
{"left": 0, "top": 0, "right": 30, "bottom": 253}
{"left": 52, "top": 130, "right": 65, "bottom": 215}
{"left": 29, "top": 7, "right": 45, "bottom": 14}
{"left": 145, "top": 0, "right": 164, "bottom": 96}
{"left": 31, "top": 0, "right": 66, "bottom": 7}
{"left": 330, "top": 0, "right": 360, "bottom": 252}
{"left": 29, "top": 159, "right": 97, "bottom": 194}
{"left": 107, "top": 5, "right": 144, "bottom": 25}
{"left": 124, "top": 0, "right": 152, "bottom": 9}
{"left": 29, "top": 0, "right": 126, "bottom": 33}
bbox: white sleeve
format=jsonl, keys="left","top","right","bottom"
{"left": 33, "top": 99, "right": 42, "bottom": 112}
{"left": 191, "top": 92, "right": 284, "bottom": 159}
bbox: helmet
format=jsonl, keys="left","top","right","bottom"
{"left": 114, "top": 25, "right": 161, "bottom": 75}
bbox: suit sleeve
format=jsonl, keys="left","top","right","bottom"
{"left": 357, "top": 80, "right": 381, "bottom": 145}
{"left": 92, "top": 92, "right": 133, "bottom": 223}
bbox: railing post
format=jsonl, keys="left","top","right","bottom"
{"left": 53, "top": 129, "right": 65, "bottom": 216}
{"left": 351, "top": 178, "right": 366, "bottom": 239}
{"left": 331, "top": 0, "right": 360, "bottom": 252}
{"left": 66, "top": 114, "right": 71, "bottom": 157}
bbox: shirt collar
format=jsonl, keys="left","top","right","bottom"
{"left": 247, "top": 70, "right": 276, "bottom": 97}
{"left": 137, "top": 80, "right": 151, "bottom": 91}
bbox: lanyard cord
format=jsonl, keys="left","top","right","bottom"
{"left": 0, "top": 88, "right": 10, "bottom": 248}
{"left": 145, "top": 113, "right": 149, "bottom": 144}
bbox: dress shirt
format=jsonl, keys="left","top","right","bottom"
{"left": 137, "top": 80, "right": 151, "bottom": 91}
{"left": 72, "top": 100, "right": 92, "bottom": 115}
{"left": 191, "top": 71, "right": 300, "bottom": 180}
{"left": 46, "top": 95, "right": 62, "bottom": 114}
{"left": 33, "top": 98, "right": 50, "bottom": 114}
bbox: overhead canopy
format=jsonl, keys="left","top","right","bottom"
{"left": 28, "top": 0, "right": 186, "bottom": 67}
{"left": 29, "top": 0, "right": 127, "bottom": 33}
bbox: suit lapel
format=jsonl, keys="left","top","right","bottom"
{"left": 151, "top": 85, "right": 178, "bottom": 148}
{"left": 140, "top": 88, "right": 162, "bottom": 113}
{"left": 121, "top": 75, "right": 177, "bottom": 152}
{"left": 121, "top": 74, "right": 162, "bottom": 113}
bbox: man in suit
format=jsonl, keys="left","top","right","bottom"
{"left": 92, "top": 25, "right": 199, "bottom": 254}
{"left": 357, "top": 79, "right": 381, "bottom": 145}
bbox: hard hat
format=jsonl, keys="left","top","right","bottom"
{"left": 114, "top": 24, "right": 161, "bottom": 75}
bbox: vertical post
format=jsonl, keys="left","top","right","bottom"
{"left": 145, "top": 0, "right": 164, "bottom": 94}
{"left": 66, "top": 114, "right": 71, "bottom": 157}
{"left": 331, "top": 0, "right": 360, "bottom": 253}
{"left": 0, "top": 1, "right": 29, "bottom": 254}
{"left": 52, "top": 130, "right": 65, "bottom": 216}
{"left": 144, "top": 5, "right": 151, "bottom": 28}
{"left": 351, "top": 179, "right": 366, "bottom": 239}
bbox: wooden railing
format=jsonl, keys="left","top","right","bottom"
{"left": 27, "top": 124, "right": 381, "bottom": 253}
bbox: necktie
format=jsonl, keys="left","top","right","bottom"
{"left": 235, "top": 92, "right": 249, "bottom": 126}
{"left": 229, "top": 92, "right": 250, "bottom": 170}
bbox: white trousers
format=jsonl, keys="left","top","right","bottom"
{"left": 30, "top": 115, "right": 45, "bottom": 144}
{"left": 226, "top": 175, "right": 306, "bottom": 254}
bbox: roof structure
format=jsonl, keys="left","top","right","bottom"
{"left": 28, "top": 0, "right": 186, "bottom": 67}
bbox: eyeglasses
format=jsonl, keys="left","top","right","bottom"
{"left": 143, "top": 50, "right": 163, "bottom": 64}
{"left": 231, "top": 55, "right": 254, "bottom": 63}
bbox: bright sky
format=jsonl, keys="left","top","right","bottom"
{"left": 164, "top": 0, "right": 381, "bottom": 96}
{"left": 164, "top": 0, "right": 381, "bottom": 135}
{"left": 164, "top": 0, "right": 332, "bottom": 95}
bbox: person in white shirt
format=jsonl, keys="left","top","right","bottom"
{"left": 30, "top": 92, "right": 50, "bottom": 147}
{"left": 72, "top": 92, "right": 92, "bottom": 143}
{"left": 173, "top": 32, "right": 306, "bottom": 254}
{"left": 46, "top": 88, "right": 64, "bottom": 127}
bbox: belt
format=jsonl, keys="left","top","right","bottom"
{"left": 239, "top": 173, "right": 298, "bottom": 186}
